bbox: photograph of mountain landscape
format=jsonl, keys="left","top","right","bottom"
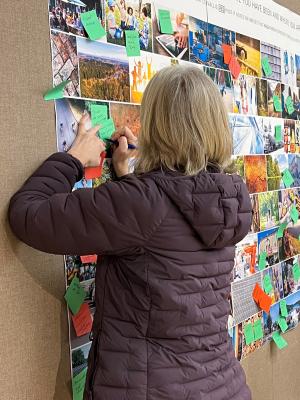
{"left": 77, "top": 37, "right": 130, "bottom": 101}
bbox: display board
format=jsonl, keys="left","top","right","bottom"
{"left": 1, "top": 1, "right": 300, "bottom": 400}
{"left": 45, "top": 0, "right": 300, "bottom": 397}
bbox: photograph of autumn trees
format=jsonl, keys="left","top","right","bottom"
{"left": 78, "top": 37, "right": 130, "bottom": 101}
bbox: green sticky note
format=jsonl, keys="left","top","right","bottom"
{"left": 282, "top": 169, "right": 294, "bottom": 188}
{"left": 91, "top": 104, "right": 108, "bottom": 128}
{"left": 272, "top": 331, "right": 288, "bottom": 349}
{"left": 277, "top": 317, "right": 288, "bottom": 333}
{"left": 285, "top": 96, "right": 295, "bottom": 115}
{"left": 262, "top": 56, "right": 272, "bottom": 77}
{"left": 253, "top": 319, "right": 264, "bottom": 341}
{"left": 290, "top": 204, "right": 299, "bottom": 223}
{"left": 277, "top": 222, "right": 287, "bottom": 238}
{"left": 244, "top": 323, "right": 255, "bottom": 345}
{"left": 125, "top": 30, "right": 141, "bottom": 57}
{"left": 293, "top": 262, "right": 300, "bottom": 281}
{"left": 64, "top": 277, "right": 85, "bottom": 315}
{"left": 98, "top": 118, "right": 115, "bottom": 140}
{"left": 263, "top": 274, "right": 273, "bottom": 294}
{"left": 72, "top": 368, "right": 87, "bottom": 400}
{"left": 280, "top": 300, "right": 288, "bottom": 317}
{"left": 158, "top": 9, "right": 173, "bottom": 34}
{"left": 274, "top": 125, "right": 282, "bottom": 143}
{"left": 258, "top": 251, "right": 267, "bottom": 271}
{"left": 81, "top": 10, "right": 106, "bottom": 40}
{"left": 273, "top": 96, "right": 282, "bottom": 112}
{"left": 43, "top": 80, "right": 70, "bottom": 101}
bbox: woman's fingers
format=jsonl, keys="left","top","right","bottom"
{"left": 118, "top": 136, "right": 129, "bottom": 153}
{"left": 87, "top": 125, "right": 101, "bottom": 136}
{"left": 111, "top": 126, "right": 136, "bottom": 143}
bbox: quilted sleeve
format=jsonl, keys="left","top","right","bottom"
{"left": 8, "top": 152, "right": 162, "bottom": 255}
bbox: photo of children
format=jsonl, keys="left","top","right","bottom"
{"left": 229, "top": 115, "right": 263, "bottom": 155}
{"left": 257, "top": 228, "right": 280, "bottom": 267}
{"left": 234, "top": 234, "right": 258, "bottom": 281}
{"left": 244, "top": 155, "right": 267, "bottom": 194}
{"left": 241, "top": 312, "right": 264, "bottom": 359}
{"left": 296, "top": 54, "right": 300, "bottom": 87}
{"left": 256, "top": 79, "right": 268, "bottom": 116}
{"left": 258, "top": 191, "right": 279, "bottom": 231}
{"left": 189, "top": 18, "right": 235, "bottom": 70}
{"left": 250, "top": 194, "right": 261, "bottom": 233}
{"left": 283, "top": 119, "right": 297, "bottom": 153}
{"left": 266, "top": 154, "right": 288, "bottom": 191}
{"left": 261, "top": 117, "right": 284, "bottom": 155}
{"left": 281, "top": 84, "right": 300, "bottom": 120}
{"left": 236, "top": 33, "right": 261, "bottom": 77}
{"left": 49, "top": 0, "right": 105, "bottom": 38}
{"left": 203, "top": 67, "right": 234, "bottom": 112}
{"left": 51, "top": 31, "right": 80, "bottom": 96}
{"left": 267, "top": 81, "right": 282, "bottom": 118}
{"left": 152, "top": 3, "right": 189, "bottom": 60}
{"left": 78, "top": 37, "right": 130, "bottom": 101}
{"left": 260, "top": 42, "right": 281, "bottom": 81}
{"left": 129, "top": 53, "right": 170, "bottom": 103}
{"left": 106, "top": 0, "right": 152, "bottom": 52}
{"left": 232, "top": 75, "right": 257, "bottom": 115}
{"left": 281, "top": 49, "right": 297, "bottom": 87}
{"left": 55, "top": 98, "right": 109, "bottom": 152}
{"left": 262, "top": 264, "right": 284, "bottom": 304}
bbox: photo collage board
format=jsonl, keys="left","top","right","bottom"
{"left": 47, "top": 0, "right": 300, "bottom": 394}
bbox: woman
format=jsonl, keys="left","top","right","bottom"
{"left": 9, "top": 66, "right": 252, "bottom": 400}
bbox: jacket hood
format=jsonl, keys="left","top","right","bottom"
{"left": 152, "top": 171, "right": 252, "bottom": 249}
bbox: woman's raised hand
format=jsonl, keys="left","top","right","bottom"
{"left": 68, "top": 113, "right": 106, "bottom": 167}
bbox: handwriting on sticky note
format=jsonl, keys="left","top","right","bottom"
{"left": 277, "top": 317, "right": 288, "bottom": 333}
{"left": 285, "top": 96, "right": 295, "bottom": 115}
{"left": 72, "top": 302, "right": 93, "bottom": 337}
{"left": 290, "top": 205, "right": 299, "bottom": 223}
{"left": 272, "top": 331, "right": 288, "bottom": 349}
{"left": 91, "top": 104, "right": 108, "bottom": 127}
{"left": 282, "top": 169, "right": 294, "bottom": 188}
{"left": 99, "top": 118, "right": 115, "bottom": 140}
{"left": 273, "top": 96, "right": 282, "bottom": 113}
{"left": 258, "top": 251, "right": 267, "bottom": 271}
{"left": 81, "top": 10, "right": 106, "bottom": 40}
{"left": 125, "top": 30, "right": 141, "bottom": 57}
{"left": 253, "top": 320, "right": 263, "bottom": 340}
{"left": 158, "top": 9, "right": 173, "bottom": 34}
{"left": 274, "top": 125, "right": 282, "bottom": 143}
{"left": 64, "top": 277, "right": 86, "bottom": 315}
{"left": 293, "top": 263, "right": 300, "bottom": 281}
{"left": 80, "top": 255, "right": 98, "bottom": 264}
{"left": 263, "top": 274, "right": 273, "bottom": 294}
{"left": 280, "top": 300, "right": 288, "bottom": 317}
{"left": 72, "top": 367, "right": 87, "bottom": 400}
{"left": 43, "top": 80, "right": 70, "bottom": 101}
{"left": 222, "top": 44, "right": 232, "bottom": 65}
{"left": 229, "top": 56, "right": 241, "bottom": 79}
{"left": 262, "top": 56, "right": 272, "bottom": 77}
{"left": 244, "top": 323, "right": 255, "bottom": 345}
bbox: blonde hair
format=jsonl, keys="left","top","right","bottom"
{"left": 134, "top": 65, "right": 233, "bottom": 176}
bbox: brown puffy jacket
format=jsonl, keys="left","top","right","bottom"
{"left": 9, "top": 152, "right": 252, "bottom": 400}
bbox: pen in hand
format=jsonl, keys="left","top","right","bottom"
{"left": 107, "top": 138, "right": 137, "bottom": 150}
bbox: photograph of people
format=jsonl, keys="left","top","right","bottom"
{"left": 106, "top": 0, "right": 152, "bottom": 52}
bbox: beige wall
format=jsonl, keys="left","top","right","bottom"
{"left": 0, "top": 1, "right": 299, "bottom": 399}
